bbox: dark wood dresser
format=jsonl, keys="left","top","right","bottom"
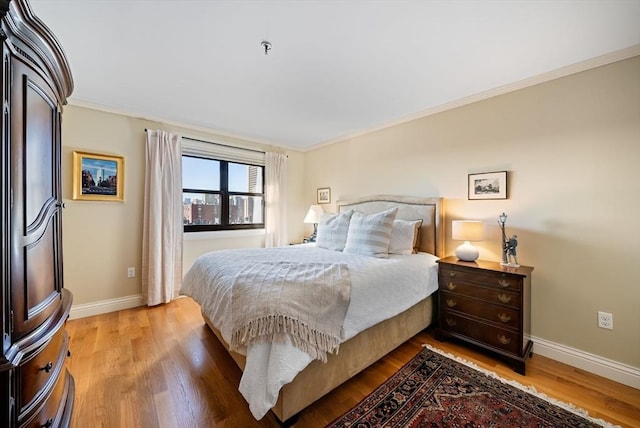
{"left": 1, "top": 1, "right": 74, "bottom": 426}
{"left": 436, "top": 256, "right": 534, "bottom": 374}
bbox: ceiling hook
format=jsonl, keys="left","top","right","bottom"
{"left": 261, "top": 40, "right": 272, "bottom": 55}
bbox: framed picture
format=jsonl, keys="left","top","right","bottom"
{"left": 72, "top": 151, "right": 124, "bottom": 201}
{"left": 468, "top": 171, "right": 507, "bottom": 200}
{"left": 317, "top": 187, "right": 331, "bottom": 204}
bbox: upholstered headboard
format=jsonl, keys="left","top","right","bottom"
{"left": 336, "top": 195, "right": 444, "bottom": 257}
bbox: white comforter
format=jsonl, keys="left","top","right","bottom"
{"left": 180, "top": 245, "right": 439, "bottom": 420}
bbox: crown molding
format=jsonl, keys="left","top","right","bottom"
{"left": 309, "top": 44, "right": 640, "bottom": 152}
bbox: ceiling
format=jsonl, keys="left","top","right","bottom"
{"left": 28, "top": 1, "right": 640, "bottom": 151}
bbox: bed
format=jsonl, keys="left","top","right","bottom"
{"left": 181, "top": 195, "right": 444, "bottom": 423}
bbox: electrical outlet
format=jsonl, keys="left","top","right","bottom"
{"left": 597, "top": 311, "right": 613, "bottom": 330}
{"left": 127, "top": 267, "right": 135, "bottom": 278}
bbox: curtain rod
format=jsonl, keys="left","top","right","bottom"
{"left": 144, "top": 128, "right": 265, "bottom": 155}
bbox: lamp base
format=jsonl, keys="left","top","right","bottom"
{"left": 308, "top": 223, "right": 318, "bottom": 242}
{"left": 455, "top": 241, "right": 479, "bottom": 262}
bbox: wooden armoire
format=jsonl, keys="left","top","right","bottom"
{"left": 1, "top": 0, "right": 74, "bottom": 427}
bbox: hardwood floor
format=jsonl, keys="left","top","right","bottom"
{"left": 66, "top": 297, "right": 640, "bottom": 427}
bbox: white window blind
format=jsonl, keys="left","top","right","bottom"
{"left": 181, "top": 138, "right": 265, "bottom": 165}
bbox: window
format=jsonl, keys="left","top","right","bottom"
{"left": 182, "top": 154, "right": 265, "bottom": 232}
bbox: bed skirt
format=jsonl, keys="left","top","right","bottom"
{"left": 202, "top": 294, "right": 435, "bottom": 422}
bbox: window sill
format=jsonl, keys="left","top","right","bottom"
{"left": 183, "top": 229, "right": 265, "bottom": 241}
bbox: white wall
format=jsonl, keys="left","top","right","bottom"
{"left": 61, "top": 107, "right": 307, "bottom": 313}
{"left": 62, "top": 108, "right": 145, "bottom": 306}
{"left": 304, "top": 56, "right": 640, "bottom": 368}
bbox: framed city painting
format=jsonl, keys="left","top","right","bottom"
{"left": 72, "top": 151, "right": 124, "bottom": 201}
{"left": 317, "top": 187, "right": 331, "bottom": 204}
{"left": 468, "top": 171, "right": 507, "bottom": 200}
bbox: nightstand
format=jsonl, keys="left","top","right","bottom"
{"left": 435, "top": 256, "right": 534, "bottom": 375}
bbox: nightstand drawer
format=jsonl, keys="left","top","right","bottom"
{"left": 440, "top": 281, "right": 520, "bottom": 308}
{"left": 440, "top": 312, "right": 520, "bottom": 354}
{"left": 441, "top": 291, "right": 520, "bottom": 329}
{"left": 440, "top": 266, "right": 522, "bottom": 292}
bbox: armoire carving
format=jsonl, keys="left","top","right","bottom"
{"left": 1, "top": 0, "right": 74, "bottom": 427}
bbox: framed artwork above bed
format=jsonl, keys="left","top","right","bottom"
{"left": 317, "top": 187, "right": 331, "bottom": 204}
{"left": 468, "top": 171, "right": 507, "bottom": 200}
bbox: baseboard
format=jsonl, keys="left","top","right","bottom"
{"left": 69, "top": 294, "right": 144, "bottom": 320}
{"left": 67, "top": 298, "right": 639, "bottom": 390}
{"left": 531, "top": 335, "right": 640, "bottom": 390}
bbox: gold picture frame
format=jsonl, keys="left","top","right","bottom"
{"left": 72, "top": 151, "right": 124, "bottom": 201}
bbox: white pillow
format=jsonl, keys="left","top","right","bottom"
{"left": 389, "top": 219, "right": 423, "bottom": 255}
{"left": 343, "top": 207, "right": 398, "bottom": 257}
{"left": 315, "top": 210, "right": 354, "bottom": 251}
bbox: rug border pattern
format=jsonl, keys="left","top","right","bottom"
{"left": 327, "top": 344, "right": 619, "bottom": 427}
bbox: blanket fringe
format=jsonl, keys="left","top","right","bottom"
{"left": 231, "top": 315, "right": 342, "bottom": 363}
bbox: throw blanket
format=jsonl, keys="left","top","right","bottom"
{"left": 230, "top": 261, "right": 351, "bottom": 362}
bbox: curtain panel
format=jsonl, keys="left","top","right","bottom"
{"left": 142, "top": 129, "right": 183, "bottom": 306}
{"left": 265, "top": 152, "right": 288, "bottom": 247}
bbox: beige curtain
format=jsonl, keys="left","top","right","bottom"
{"left": 264, "top": 152, "right": 288, "bottom": 247}
{"left": 142, "top": 129, "right": 183, "bottom": 306}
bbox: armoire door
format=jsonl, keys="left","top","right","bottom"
{"left": 2, "top": 41, "right": 11, "bottom": 353}
{"left": 9, "top": 57, "right": 63, "bottom": 341}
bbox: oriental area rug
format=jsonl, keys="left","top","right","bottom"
{"left": 327, "top": 345, "right": 616, "bottom": 428}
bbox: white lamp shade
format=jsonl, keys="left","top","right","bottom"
{"left": 452, "top": 220, "right": 483, "bottom": 262}
{"left": 304, "top": 205, "right": 323, "bottom": 224}
{"left": 452, "top": 220, "right": 484, "bottom": 241}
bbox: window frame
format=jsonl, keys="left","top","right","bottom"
{"left": 182, "top": 155, "right": 265, "bottom": 232}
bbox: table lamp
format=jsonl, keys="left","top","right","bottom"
{"left": 452, "top": 220, "right": 484, "bottom": 262}
{"left": 303, "top": 205, "right": 323, "bottom": 242}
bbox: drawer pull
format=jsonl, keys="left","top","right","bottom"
{"left": 447, "top": 282, "right": 456, "bottom": 290}
{"left": 497, "top": 334, "right": 512, "bottom": 345}
{"left": 498, "top": 279, "right": 511, "bottom": 288}
{"left": 445, "top": 318, "right": 457, "bottom": 327}
{"left": 448, "top": 271, "right": 456, "bottom": 277}
{"left": 42, "top": 418, "right": 54, "bottom": 428}
{"left": 446, "top": 299, "right": 457, "bottom": 308}
{"left": 497, "top": 313, "right": 512, "bottom": 323}
{"left": 40, "top": 362, "right": 53, "bottom": 373}
{"left": 497, "top": 293, "right": 512, "bottom": 304}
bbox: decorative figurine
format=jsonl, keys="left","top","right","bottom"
{"left": 507, "top": 234, "right": 519, "bottom": 267}
{"left": 498, "top": 213, "right": 520, "bottom": 267}
{"left": 498, "top": 212, "right": 509, "bottom": 265}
